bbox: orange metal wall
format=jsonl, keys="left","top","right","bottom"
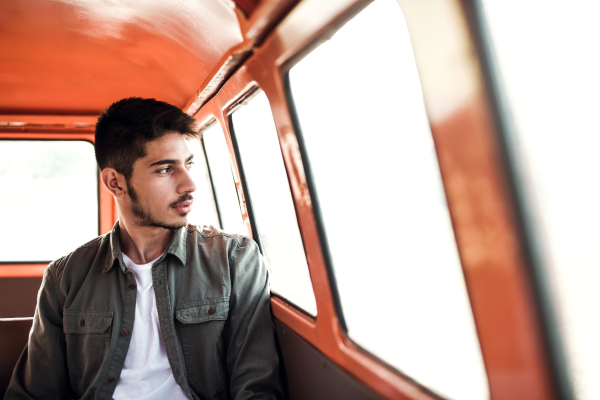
{"left": 0, "top": 0, "right": 562, "bottom": 399}
{"left": 191, "top": 0, "right": 558, "bottom": 399}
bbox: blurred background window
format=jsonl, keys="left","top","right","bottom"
{"left": 480, "top": 1, "right": 600, "bottom": 398}
{"left": 0, "top": 140, "right": 98, "bottom": 262}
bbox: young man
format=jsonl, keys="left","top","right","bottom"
{"left": 6, "top": 98, "right": 283, "bottom": 400}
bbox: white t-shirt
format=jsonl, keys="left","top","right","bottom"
{"left": 112, "top": 253, "right": 190, "bottom": 400}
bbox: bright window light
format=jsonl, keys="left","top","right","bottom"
{"left": 202, "top": 122, "right": 246, "bottom": 235}
{"left": 230, "top": 90, "right": 317, "bottom": 316}
{"left": 480, "top": 1, "right": 600, "bottom": 398}
{"left": 0, "top": 140, "right": 98, "bottom": 261}
{"left": 287, "top": 0, "right": 489, "bottom": 399}
{"left": 184, "top": 137, "right": 220, "bottom": 228}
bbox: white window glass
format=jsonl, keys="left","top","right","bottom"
{"left": 230, "top": 91, "right": 317, "bottom": 316}
{"left": 288, "top": 1, "right": 489, "bottom": 399}
{"left": 202, "top": 122, "right": 245, "bottom": 234}
{"left": 0, "top": 140, "right": 98, "bottom": 261}
{"left": 480, "top": 2, "right": 600, "bottom": 399}
{"left": 184, "top": 137, "right": 220, "bottom": 228}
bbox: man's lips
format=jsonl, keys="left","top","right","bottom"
{"left": 172, "top": 199, "right": 193, "bottom": 213}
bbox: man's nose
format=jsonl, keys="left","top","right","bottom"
{"left": 179, "top": 167, "right": 197, "bottom": 194}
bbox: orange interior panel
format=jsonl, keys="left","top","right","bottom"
{"left": 0, "top": 0, "right": 562, "bottom": 398}
{"left": 191, "top": 0, "right": 557, "bottom": 398}
{"left": 0, "top": 0, "right": 243, "bottom": 114}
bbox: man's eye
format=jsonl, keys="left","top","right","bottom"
{"left": 186, "top": 161, "right": 195, "bottom": 169}
{"left": 157, "top": 167, "right": 172, "bottom": 174}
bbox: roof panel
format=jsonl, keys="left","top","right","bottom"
{"left": 0, "top": 0, "right": 243, "bottom": 114}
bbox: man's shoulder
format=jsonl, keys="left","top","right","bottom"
{"left": 188, "top": 224, "right": 252, "bottom": 246}
{"left": 77, "top": 235, "right": 105, "bottom": 249}
{"left": 187, "top": 224, "right": 259, "bottom": 260}
{"left": 46, "top": 233, "right": 110, "bottom": 279}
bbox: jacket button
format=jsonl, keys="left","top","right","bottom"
{"left": 80, "top": 319, "right": 85, "bottom": 327}
{"left": 128, "top": 284, "right": 135, "bottom": 290}
{"left": 107, "top": 377, "right": 115, "bottom": 383}
{"left": 121, "top": 330, "right": 129, "bottom": 336}
{"left": 208, "top": 308, "right": 215, "bottom": 315}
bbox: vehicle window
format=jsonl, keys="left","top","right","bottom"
{"left": 201, "top": 122, "right": 246, "bottom": 234}
{"left": 287, "top": 0, "right": 489, "bottom": 399}
{"left": 184, "top": 136, "right": 220, "bottom": 228}
{"left": 230, "top": 90, "right": 317, "bottom": 316}
{"left": 0, "top": 140, "right": 98, "bottom": 262}
{"left": 480, "top": 1, "right": 600, "bottom": 398}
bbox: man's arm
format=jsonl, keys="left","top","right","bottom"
{"left": 5, "top": 261, "right": 73, "bottom": 399}
{"left": 225, "top": 238, "right": 284, "bottom": 400}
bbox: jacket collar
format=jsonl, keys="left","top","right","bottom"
{"left": 103, "top": 220, "right": 188, "bottom": 273}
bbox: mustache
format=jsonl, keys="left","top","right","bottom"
{"left": 169, "top": 193, "right": 194, "bottom": 208}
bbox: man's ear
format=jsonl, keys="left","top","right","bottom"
{"left": 100, "top": 168, "right": 126, "bottom": 199}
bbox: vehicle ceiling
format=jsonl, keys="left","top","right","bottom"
{"left": 0, "top": 0, "right": 261, "bottom": 115}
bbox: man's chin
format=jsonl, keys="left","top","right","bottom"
{"left": 154, "top": 222, "right": 188, "bottom": 230}
{"left": 135, "top": 216, "right": 189, "bottom": 230}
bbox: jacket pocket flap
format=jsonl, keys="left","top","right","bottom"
{"left": 176, "top": 298, "right": 229, "bottom": 324}
{"left": 63, "top": 311, "right": 114, "bottom": 333}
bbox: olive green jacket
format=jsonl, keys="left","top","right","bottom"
{"left": 6, "top": 223, "right": 283, "bottom": 400}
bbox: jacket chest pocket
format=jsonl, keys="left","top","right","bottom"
{"left": 63, "top": 311, "right": 114, "bottom": 392}
{"left": 176, "top": 297, "right": 229, "bottom": 394}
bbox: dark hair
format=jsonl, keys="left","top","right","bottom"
{"left": 95, "top": 97, "right": 198, "bottom": 179}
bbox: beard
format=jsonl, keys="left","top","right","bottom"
{"left": 127, "top": 181, "right": 192, "bottom": 230}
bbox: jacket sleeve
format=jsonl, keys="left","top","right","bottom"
{"left": 5, "top": 261, "right": 73, "bottom": 400}
{"left": 224, "top": 238, "right": 284, "bottom": 400}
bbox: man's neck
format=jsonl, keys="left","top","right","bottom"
{"left": 118, "top": 217, "right": 173, "bottom": 265}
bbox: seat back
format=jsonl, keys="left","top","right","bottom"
{"left": 0, "top": 318, "right": 33, "bottom": 398}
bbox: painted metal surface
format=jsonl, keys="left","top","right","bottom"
{"left": 0, "top": 265, "right": 47, "bottom": 278}
{"left": 0, "top": 0, "right": 242, "bottom": 114}
{"left": 0, "top": 0, "right": 561, "bottom": 398}
{"left": 397, "top": 0, "right": 557, "bottom": 398}
{"left": 192, "top": 4, "right": 442, "bottom": 397}
{"left": 192, "top": 0, "right": 558, "bottom": 399}
{"left": 184, "top": 0, "right": 300, "bottom": 116}
{"left": 0, "top": 116, "right": 97, "bottom": 133}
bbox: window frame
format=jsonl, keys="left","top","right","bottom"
{"left": 194, "top": 103, "right": 254, "bottom": 239}
{"left": 192, "top": 0, "right": 558, "bottom": 398}
{"left": 226, "top": 92, "right": 262, "bottom": 244}
{"left": 470, "top": 2, "right": 576, "bottom": 398}
{"left": 226, "top": 87, "right": 318, "bottom": 317}
{"left": 198, "top": 119, "right": 243, "bottom": 233}
{"left": 0, "top": 128, "right": 116, "bottom": 278}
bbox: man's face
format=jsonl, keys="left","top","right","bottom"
{"left": 126, "top": 132, "right": 197, "bottom": 230}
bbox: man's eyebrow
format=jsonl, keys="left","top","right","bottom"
{"left": 149, "top": 159, "right": 177, "bottom": 167}
{"left": 148, "top": 154, "right": 194, "bottom": 167}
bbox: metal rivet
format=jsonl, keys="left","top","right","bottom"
{"left": 208, "top": 308, "right": 215, "bottom": 315}
{"left": 80, "top": 319, "right": 85, "bottom": 327}
{"left": 121, "top": 330, "right": 129, "bottom": 336}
